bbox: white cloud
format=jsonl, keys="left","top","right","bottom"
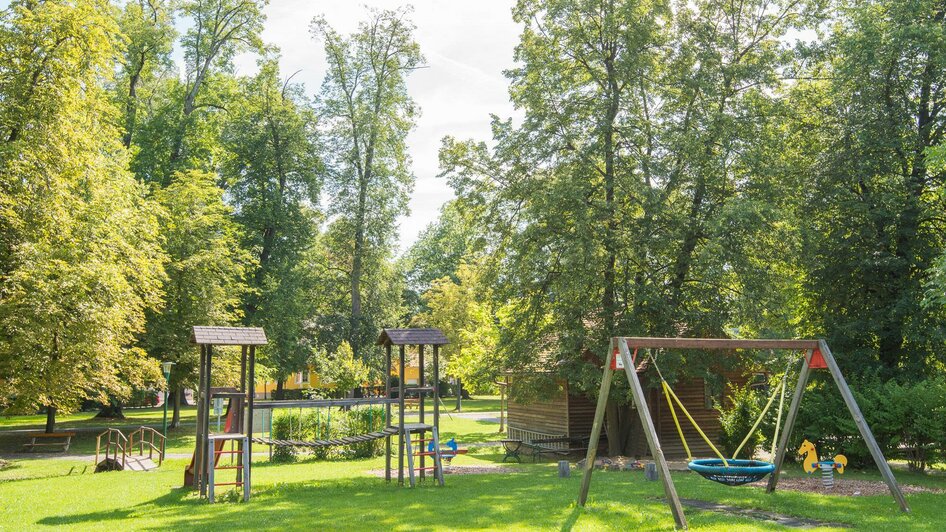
{"left": 231, "top": 1, "right": 522, "bottom": 252}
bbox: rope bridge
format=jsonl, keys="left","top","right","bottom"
{"left": 252, "top": 427, "right": 398, "bottom": 449}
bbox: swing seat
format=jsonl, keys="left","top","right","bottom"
{"left": 687, "top": 459, "right": 775, "bottom": 486}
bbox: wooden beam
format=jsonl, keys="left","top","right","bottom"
{"left": 619, "top": 342, "right": 688, "bottom": 530}
{"left": 766, "top": 350, "right": 812, "bottom": 493}
{"left": 618, "top": 337, "right": 820, "bottom": 350}
{"left": 398, "top": 344, "right": 406, "bottom": 486}
{"left": 818, "top": 340, "right": 910, "bottom": 512}
{"left": 578, "top": 339, "right": 615, "bottom": 507}
{"left": 385, "top": 343, "right": 392, "bottom": 482}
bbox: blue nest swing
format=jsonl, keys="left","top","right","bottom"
{"left": 688, "top": 459, "right": 776, "bottom": 486}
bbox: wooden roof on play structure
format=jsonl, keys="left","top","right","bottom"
{"left": 191, "top": 326, "right": 268, "bottom": 346}
{"left": 376, "top": 328, "right": 449, "bottom": 346}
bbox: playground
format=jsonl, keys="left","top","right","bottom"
{"left": 0, "top": 333, "right": 944, "bottom": 530}
{"left": 2, "top": 402, "right": 946, "bottom": 530}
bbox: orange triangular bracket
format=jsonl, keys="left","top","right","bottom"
{"left": 807, "top": 348, "right": 827, "bottom": 369}
{"left": 610, "top": 346, "right": 638, "bottom": 370}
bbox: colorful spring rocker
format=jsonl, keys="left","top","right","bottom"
{"left": 428, "top": 438, "right": 467, "bottom": 465}
{"left": 798, "top": 439, "right": 847, "bottom": 488}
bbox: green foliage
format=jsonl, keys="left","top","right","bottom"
{"left": 222, "top": 58, "right": 322, "bottom": 380}
{"left": 795, "top": 377, "right": 946, "bottom": 471}
{"left": 0, "top": 0, "right": 166, "bottom": 418}
{"left": 315, "top": 341, "right": 370, "bottom": 398}
{"left": 143, "top": 170, "right": 252, "bottom": 391}
{"left": 269, "top": 405, "right": 386, "bottom": 462}
{"left": 312, "top": 7, "right": 423, "bottom": 359}
{"left": 418, "top": 263, "right": 499, "bottom": 394}
{"left": 716, "top": 384, "right": 764, "bottom": 459}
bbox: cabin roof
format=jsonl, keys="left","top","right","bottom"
{"left": 376, "top": 328, "right": 449, "bottom": 346}
{"left": 191, "top": 326, "right": 268, "bottom": 346}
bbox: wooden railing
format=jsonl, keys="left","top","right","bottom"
{"left": 95, "top": 428, "right": 128, "bottom": 470}
{"left": 128, "top": 426, "right": 166, "bottom": 466}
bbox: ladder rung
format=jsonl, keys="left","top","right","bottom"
{"left": 213, "top": 481, "right": 244, "bottom": 486}
{"left": 414, "top": 451, "right": 439, "bottom": 457}
{"left": 214, "top": 450, "right": 243, "bottom": 455}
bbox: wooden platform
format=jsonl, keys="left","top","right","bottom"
{"left": 95, "top": 456, "right": 158, "bottom": 472}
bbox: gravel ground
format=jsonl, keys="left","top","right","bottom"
{"left": 751, "top": 475, "right": 942, "bottom": 496}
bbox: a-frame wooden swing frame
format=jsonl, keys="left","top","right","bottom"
{"left": 577, "top": 337, "right": 910, "bottom": 530}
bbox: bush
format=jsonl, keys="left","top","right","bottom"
{"left": 267, "top": 405, "right": 387, "bottom": 462}
{"left": 793, "top": 376, "right": 946, "bottom": 471}
{"left": 717, "top": 383, "right": 764, "bottom": 458}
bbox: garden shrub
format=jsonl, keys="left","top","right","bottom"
{"left": 717, "top": 383, "right": 764, "bottom": 458}
{"left": 792, "top": 376, "right": 946, "bottom": 471}
{"left": 267, "top": 406, "right": 387, "bottom": 461}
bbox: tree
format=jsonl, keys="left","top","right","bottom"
{"left": 441, "top": 0, "right": 814, "bottom": 454}
{"left": 403, "top": 200, "right": 480, "bottom": 315}
{"left": 167, "top": 0, "right": 266, "bottom": 177}
{"left": 0, "top": 0, "right": 166, "bottom": 431}
{"left": 312, "top": 7, "right": 424, "bottom": 361}
{"left": 314, "top": 341, "right": 370, "bottom": 399}
{"left": 143, "top": 170, "right": 251, "bottom": 428}
{"left": 793, "top": 0, "right": 946, "bottom": 377}
{"left": 419, "top": 263, "right": 499, "bottom": 410}
{"left": 114, "top": 0, "right": 176, "bottom": 149}
{"left": 222, "top": 58, "right": 322, "bottom": 391}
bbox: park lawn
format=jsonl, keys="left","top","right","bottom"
{"left": 1, "top": 451, "right": 943, "bottom": 531}
{"left": 0, "top": 406, "right": 198, "bottom": 430}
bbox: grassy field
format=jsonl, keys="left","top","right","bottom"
{"left": 2, "top": 397, "right": 944, "bottom": 530}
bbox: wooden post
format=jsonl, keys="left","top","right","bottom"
{"left": 618, "top": 340, "right": 687, "bottom": 530}
{"left": 433, "top": 344, "right": 440, "bottom": 434}
{"left": 766, "top": 350, "right": 812, "bottom": 494}
{"left": 398, "top": 344, "right": 406, "bottom": 486}
{"left": 193, "top": 345, "right": 206, "bottom": 490}
{"left": 578, "top": 339, "right": 615, "bottom": 507}
{"left": 818, "top": 340, "right": 910, "bottom": 512}
{"left": 385, "top": 343, "right": 392, "bottom": 482}
{"left": 246, "top": 345, "right": 255, "bottom": 501}
{"left": 419, "top": 344, "right": 425, "bottom": 481}
{"left": 558, "top": 460, "right": 570, "bottom": 478}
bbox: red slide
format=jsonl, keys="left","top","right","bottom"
{"left": 184, "top": 392, "right": 240, "bottom": 487}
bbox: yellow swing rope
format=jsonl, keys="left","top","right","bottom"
{"left": 732, "top": 374, "right": 784, "bottom": 459}
{"left": 661, "top": 379, "right": 729, "bottom": 466}
{"left": 662, "top": 380, "right": 691, "bottom": 461}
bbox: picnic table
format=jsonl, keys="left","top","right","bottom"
{"left": 22, "top": 432, "right": 76, "bottom": 452}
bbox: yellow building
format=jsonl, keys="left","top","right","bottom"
{"left": 254, "top": 362, "right": 420, "bottom": 399}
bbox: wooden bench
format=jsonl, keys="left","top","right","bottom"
{"left": 526, "top": 436, "right": 589, "bottom": 462}
{"left": 402, "top": 398, "right": 420, "bottom": 410}
{"left": 22, "top": 432, "right": 76, "bottom": 452}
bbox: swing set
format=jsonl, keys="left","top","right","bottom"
{"left": 577, "top": 337, "right": 910, "bottom": 530}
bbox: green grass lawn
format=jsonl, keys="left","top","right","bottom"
{"left": 2, "top": 400, "right": 945, "bottom": 530}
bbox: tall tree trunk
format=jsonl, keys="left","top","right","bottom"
{"left": 350, "top": 174, "right": 368, "bottom": 360}
{"left": 122, "top": 57, "right": 144, "bottom": 149}
{"left": 454, "top": 378, "right": 463, "bottom": 412}
{"left": 45, "top": 406, "right": 56, "bottom": 433}
{"left": 601, "top": 48, "right": 620, "bottom": 339}
{"left": 275, "top": 378, "right": 285, "bottom": 400}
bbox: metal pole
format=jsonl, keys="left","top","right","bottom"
{"left": 162, "top": 368, "right": 171, "bottom": 438}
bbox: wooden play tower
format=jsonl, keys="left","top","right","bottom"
{"left": 377, "top": 328, "right": 449, "bottom": 486}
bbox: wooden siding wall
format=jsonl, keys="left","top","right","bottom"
{"left": 653, "top": 375, "right": 751, "bottom": 459}
{"left": 566, "top": 390, "right": 597, "bottom": 438}
{"left": 507, "top": 390, "right": 569, "bottom": 437}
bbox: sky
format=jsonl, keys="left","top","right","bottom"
{"left": 229, "top": 1, "right": 523, "bottom": 252}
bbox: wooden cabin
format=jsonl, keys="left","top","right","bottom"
{"left": 507, "top": 371, "right": 756, "bottom": 459}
